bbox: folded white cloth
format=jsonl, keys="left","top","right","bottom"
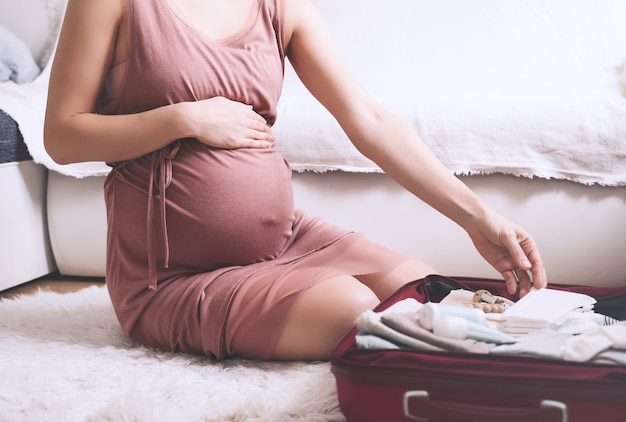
{"left": 502, "top": 288, "right": 597, "bottom": 334}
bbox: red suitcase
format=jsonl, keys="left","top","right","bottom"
{"left": 331, "top": 275, "right": 626, "bottom": 422}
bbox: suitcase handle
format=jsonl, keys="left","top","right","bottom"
{"left": 403, "top": 390, "right": 568, "bottom": 422}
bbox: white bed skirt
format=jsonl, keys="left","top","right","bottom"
{"left": 0, "top": 161, "right": 56, "bottom": 290}
{"left": 47, "top": 171, "right": 626, "bottom": 287}
{"left": 292, "top": 172, "right": 626, "bottom": 287}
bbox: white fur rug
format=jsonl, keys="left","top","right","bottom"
{"left": 0, "top": 285, "right": 345, "bottom": 421}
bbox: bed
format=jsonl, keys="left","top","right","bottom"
{"left": 0, "top": 109, "right": 55, "bottom": 291}
{"left": 0, "top": 0, "right": 61, "bottom": 290}
{"left": 2, "top": 0, "right": 625, "bottom": 288}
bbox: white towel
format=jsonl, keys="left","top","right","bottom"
{"left": 502, "top": 288, "right": 597, "bottom": 333}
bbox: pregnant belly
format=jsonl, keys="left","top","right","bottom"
{"left": 162, "top": 141, "right": 295, "bottom": 270}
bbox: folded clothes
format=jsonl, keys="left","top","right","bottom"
{"left": 493, "top": 322, "right": 626, "bottom": 363}
{"left": 355, "top": 310, "right": 443, "bottom": 352}
{"left": 417, "top": 302, "right": 486, "bottom": 331}
{"left": 354, "top": 297, "right": 498, "bottom": 353}
{"left": 502, "top": 288, "right": 597, "bottom": 334}
{"left": 562, "top": 323, "right": 626, "bottom": 362}
{"left": 593, "top": 349, "right": 626, "bottom": 366}
{"left": 354, "top": 294, "right": 626, "bottom": 367}
{"left": 432, "top": 315, "right": 517, "bottom": 345}
{"left": 381, "top": 312, "right": 495, "bottom": 353}
{"left": 490, "top": 329, "right": 571, "bottom": 359}
{"left": 355, "top": 333, "right": 400, "bottom": 350}
{"left": 416, "top": 301, "right": 516, "bottom": 345}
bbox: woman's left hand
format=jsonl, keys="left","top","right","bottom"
{"left": 466, "top": 212, "right": 547, "bottom": 297}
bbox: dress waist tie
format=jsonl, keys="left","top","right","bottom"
{"left": 146, "top": 142, "right": 181, "bottom": 291}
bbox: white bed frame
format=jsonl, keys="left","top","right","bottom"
{"left": 0, "top": 161, "right": 56, "bottom": 291}
{"left": 47, "top": 171, "right": 626, "bottom": 287}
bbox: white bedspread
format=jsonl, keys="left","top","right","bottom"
{"left": 274, "top": 0, "right": 626, "bottom": 186}
{"left": 1, "top": 0, "right": 625, "bottom": 185}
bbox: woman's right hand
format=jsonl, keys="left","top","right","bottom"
{"left": 182, "top": 96, "right": 275, "bottom": 149}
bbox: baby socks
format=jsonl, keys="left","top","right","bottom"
{"left": 562, "top": 323, "right": 626, "bottom": 362}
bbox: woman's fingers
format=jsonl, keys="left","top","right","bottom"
{"left": 499, "top": 230, "right": 547, "bottom": 296}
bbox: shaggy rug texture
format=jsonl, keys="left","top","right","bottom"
{"left": 0, "top": 285, "right": 345, "bottom": 421}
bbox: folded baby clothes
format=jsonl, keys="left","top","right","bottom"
{"left": 415, "top": 302, "right": 517, "bottom": 344}
{"left": 562, "top": 323, "right": 626, "bottom": 362}
{"left": 355, "top": 333, "right": 401, "bottom": 350}
{"left": 355, "top": 310, "right": 443, "bottom": 352}
{"left": 490, "top": 329, "right": 571, "bottom": 359}
{"left": 381, "top": 312, "right": 495, "bottom": 353}
{"left": 354, "top": 295, "right": 504, "bottom": 353}
{"left": 593, "top": 349, "right": 626, "bottom": 366}
{"left": 432, "top": 314, "right": 518, "bottom": 344}
{"left": 502, "top": 288, "right": 597, "bottom": 334}
{"left": 354, "top": 298, "right": 433, "bottom": 350}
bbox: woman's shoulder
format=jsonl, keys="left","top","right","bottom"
{"left": 65, "top": 0, "right": 124, "bottom": 18}
{"left": 281, "top": 0, "right": 319, "bottom": 50}
{"left": 51, "top": 0, "right": 126, "bottom": 91}
{"left": 62, "top": 0, "right": 124, "bottom": 35}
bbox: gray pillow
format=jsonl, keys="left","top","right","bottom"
{"left": 0, "top": 24, "right": 40, "bottom": 83}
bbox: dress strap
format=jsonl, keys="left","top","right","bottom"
{"left": 146, "top": 142, "right": 181, "bottom": 290}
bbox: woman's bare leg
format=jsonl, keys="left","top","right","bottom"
{"left": 270, "top": 275, "right": 379, "bottom": 360}
{"left": 269, "top": 258, "right": 436, "bottom": 360}
{"left": 356, "top": 258, "right": 436, "bottom": 300}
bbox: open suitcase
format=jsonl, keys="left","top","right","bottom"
{"left": 331, "top": 275, "right": 626, "bottom": 422}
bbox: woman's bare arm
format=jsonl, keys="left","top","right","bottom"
{"left": 282, "top": 0, "right": 547, "bottom": 292}
{"left": 45, "top": 0, "right": 182, "bottom": 164}
{"left": 283, "top": 0, "right": 485, "bottom": 228}
{"left": 44, "top": 0, "right": 273, "bottom": 165}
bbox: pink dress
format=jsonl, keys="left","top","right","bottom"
{"left": 101, "top": 0, "right": 409, "bottom": 360}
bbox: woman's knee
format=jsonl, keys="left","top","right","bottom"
{"left": 271, "top": 276, "right": 379, "bottom": 360}
{"left": 357, "top": 258, "right": 436, "bottom": 300}
{"left": 298, "top": 276, "right": 379, "bottom": 338}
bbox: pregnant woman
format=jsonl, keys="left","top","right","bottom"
{"left": 44, "top": 0, "right": 546, "bottom": 361}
